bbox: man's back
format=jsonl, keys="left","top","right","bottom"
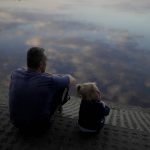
{"left": 9, "top": 68, "right": 69, "bottom": 128}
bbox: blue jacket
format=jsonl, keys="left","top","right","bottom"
{"left": 78, "top": 99, "right": 110, "bottom": 130}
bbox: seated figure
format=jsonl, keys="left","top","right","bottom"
{"left": 77, "top": 82, "right": 110, "bottom": 133}
{"left": 9, "top": 47, "right": 76, "bottom": 133}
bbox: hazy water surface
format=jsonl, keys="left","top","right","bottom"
{"left": 0, "top": 0, "right": 150, "bottom": 107}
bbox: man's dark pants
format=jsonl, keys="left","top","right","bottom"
{"left": 18, "top": 88, "right": 69, "bottom": 134}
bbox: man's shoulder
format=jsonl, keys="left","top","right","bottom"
{"left": 13, "top": 67, "right": 27, "bottom": 73}
{"left": 40, "top": 73, "right": 54, "bottom": 81}
{"left": 11, "top": 68, "right": 26, "bottom": 76}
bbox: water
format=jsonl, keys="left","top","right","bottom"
{"left": 0, "top": 0, "right": 150, "bottom": 107}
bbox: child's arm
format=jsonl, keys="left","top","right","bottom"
{"left": 104, "top": 105, "right": 110, "bottom": 116}
{"left": 100, "top": 101, "right": 110, "bottom": 116}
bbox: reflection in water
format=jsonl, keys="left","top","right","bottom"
{"left": 0, "top": 0, "right": 150, "bottom": 107}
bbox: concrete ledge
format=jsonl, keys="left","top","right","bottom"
{"left": 0, "top": 98, "right": 150, "bottom": 150}
{"left": 62, "top": 97, "right": 150, "bottom": 132}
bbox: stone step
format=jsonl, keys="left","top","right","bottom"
{"left": 62, "top": 97, "right": 150, "bottom": 133}
{"left": 0, "top": 98, "right": 150, "bottom": 150}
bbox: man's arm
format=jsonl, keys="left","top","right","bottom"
{"left": 48, "top": 73, "right": 76, "bottom": 85}
{"left": 50, "top": 73, "right": 76, "bottom": 88}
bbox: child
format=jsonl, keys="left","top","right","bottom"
{"left": 76, "top": 82, "right": 110, "bottom": 133}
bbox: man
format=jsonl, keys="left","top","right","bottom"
{"left": 9, "top": 47, "right": 76, "bottom": 132}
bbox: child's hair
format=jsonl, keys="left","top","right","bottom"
{"left": 76, "top": 82, "right": 100, "bottom": 101}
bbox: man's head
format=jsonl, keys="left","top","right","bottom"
{"left": 27, "top": 47, "right": 47, "bottom": 73}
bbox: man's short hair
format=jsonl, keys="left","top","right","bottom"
{"left": 27, "top": 47, "right": 46, "bottom": 69}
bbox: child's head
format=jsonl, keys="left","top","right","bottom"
{"left": 76, "top": 82, "right": 101, "bottom": 101}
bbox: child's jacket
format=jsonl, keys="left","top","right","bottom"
{"left": 78, "top": 99, "right": 110, "bottom": 130}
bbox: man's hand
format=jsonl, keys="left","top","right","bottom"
{"left": 67, "top": 75, "right": 76, "bottom": 86}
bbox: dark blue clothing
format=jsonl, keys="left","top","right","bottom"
{"left": 78, "top": 99, "right": 110, "bottom": 131}
{"left": 9, "top": 68, "right": 69, "bottom": 128}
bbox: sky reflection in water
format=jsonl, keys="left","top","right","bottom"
{"left": 0, "top": 0, "right": 150, "bottom": 107}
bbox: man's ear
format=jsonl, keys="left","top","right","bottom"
{"left": 40, "top": 60, "right": 47, "bottom": 67}
{"left": 39, "top": 61, "right": 45, "bottom": 72}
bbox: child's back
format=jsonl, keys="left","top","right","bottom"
{"left": 77, "top": 82, "right": 110, "bottom": 133}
